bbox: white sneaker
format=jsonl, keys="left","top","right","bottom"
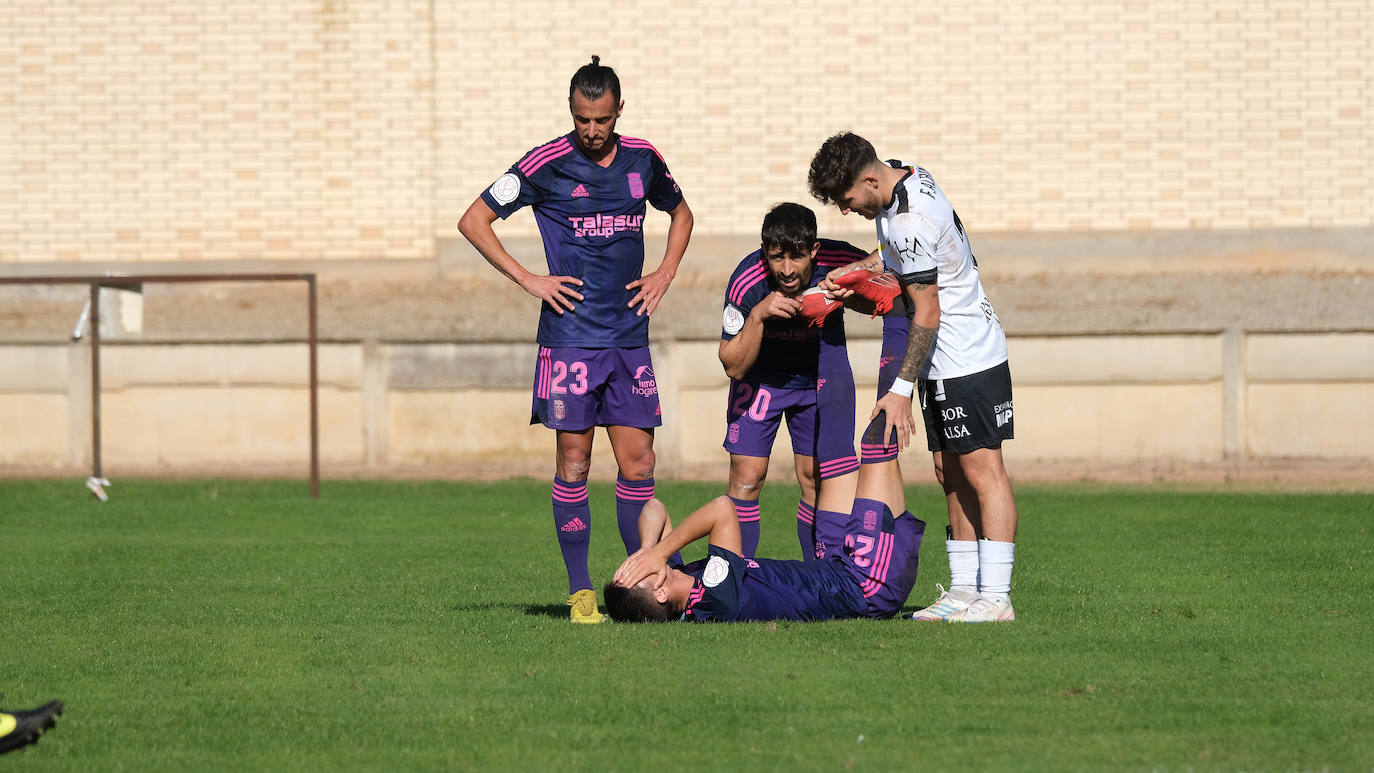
{"left": 950, "top": 595, "right": 1015, "bottom": 623}
{"left": 909, "top": 584, "right": 978, "bottom": 621}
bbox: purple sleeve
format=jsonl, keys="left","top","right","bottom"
{"left": 684, "top": 545, "right": 747, "bottom": 622}
{"left": 721, "top": 256, "right": 767, "bottom": 342}
{"left": 646, "top": 151, "right": 683, "bottom": 213}
{"left": 479, "top": 154, "right": 550, "bottom": 220}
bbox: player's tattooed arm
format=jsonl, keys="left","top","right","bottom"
{"left": 897, "top": 320, "right": 937, "bottom": 382}
{"left": 870, "top": 281, "right": 939, "bottom": 450}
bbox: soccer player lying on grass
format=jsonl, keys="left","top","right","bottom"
{"left": 604, "top": 454, "right": 924, "bottom": 622}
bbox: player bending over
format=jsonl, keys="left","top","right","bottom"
{"left": 810, "top": 131, "right": 1019, "bottom": 623}
{"left": 718, "top": 202, "right": 869, "bottom": 559}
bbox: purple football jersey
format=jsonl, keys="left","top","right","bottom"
{"left": 720, "top": 238, "right": 867, "bottom": 389}
{"left": 681, "top": 544, "right": 866, "bottom": 622}
{"left": 481, "top": 133, "right": 683, "bottom": 349}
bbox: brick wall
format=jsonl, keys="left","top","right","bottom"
{"left": 3, "top": 1, "right": 1370, "bottom": 263}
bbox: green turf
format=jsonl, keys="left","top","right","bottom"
{"left": 1, "top": 478, "right": 1370, "bottom": 770}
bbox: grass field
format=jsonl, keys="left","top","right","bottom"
{"left": 1, "top": 478, "right": 1371, "bottom": 771}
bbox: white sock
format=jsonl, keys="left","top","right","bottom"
{"left": 978, "top": 540, "right": 1015, "bottom": 601}
{"left": 947, "top": 540, "right": 979, "bottom": 596}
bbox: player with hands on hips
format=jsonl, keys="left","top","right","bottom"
{"left": 457, "top": 55, "right": 694, "bottom": 624}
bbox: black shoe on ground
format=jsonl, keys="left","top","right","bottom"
{"left": 0, "top": 700, "right": 65, "bottom": 754}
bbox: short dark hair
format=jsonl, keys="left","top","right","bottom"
{"left": 760, "top": 202, "right": 818, "bottom": 258}
{"left": 808, "top": 132, "right": 880, "bottom": 205}
{"left": 569, "top": 55, "right": 621, "bottom": 103}
{"left": 603, "top": 581, "right": 673, "bottom": 623}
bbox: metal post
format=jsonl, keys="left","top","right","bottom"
{"left": 90, "top": 281, "right": 102, "bottom": 478}
{"left": 308, "top": 275, "right": 320, "bottom": 498}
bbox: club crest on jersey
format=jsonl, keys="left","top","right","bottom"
{"left": 553, "top": 399, "right": 566, "bottom": 420}
{"left": 627, "top": 172, "right": 644, "bottom": 199}
{"left": 571, "top": 183, "right": 589, "bottom": 198}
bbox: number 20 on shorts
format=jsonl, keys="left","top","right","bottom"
{"left": 730, "top": 383, "right": 773, "bottom": 421}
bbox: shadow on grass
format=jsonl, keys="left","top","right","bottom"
{"left": 446, "top": 602, "right": 568, "bottom": 620}
{"left": 522, "top": 604, "right": 567, "bottom": 619}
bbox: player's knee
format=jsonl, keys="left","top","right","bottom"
{"left": 860, "top": 416, "right": 890, "bottom": 448}
{"left": 560, "top": 456, "right": 592, "bottom": 480}
{"left": 729, "top": 470, "right": 767, "bottom": 497}
{"left": 621, "top": 449, "right": 655, "bottom": 480}
{"left": 964, "top": 461, "right": 1010, "bottom": 494}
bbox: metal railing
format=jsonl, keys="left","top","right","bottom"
{"left": 0, "top": 273, "right": 320, "bottom": 498}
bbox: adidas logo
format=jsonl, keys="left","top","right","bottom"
{"left": 559, "top": 517, "right": 588, "bottom": 532}
{"left": 571, "top": 184, "right": 589, "bottom": 198}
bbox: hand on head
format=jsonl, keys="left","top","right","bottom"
{"left": 613, "top": 549, "right": 668, "bottom": 590}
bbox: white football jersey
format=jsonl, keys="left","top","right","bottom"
{"left": 875, "top": 161, "right": 1007, "bottom": 379}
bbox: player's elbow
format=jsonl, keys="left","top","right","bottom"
{"left": 456, "top": 209, "right": 479, "bottom": 240}
{"left": 457, "top": 201, "right": 493, "bottom": 242}
{"left": 671, "top": 202, "right": 694, "bottom": 230}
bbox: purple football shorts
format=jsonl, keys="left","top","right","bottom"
{"left": 838, "top": 498, "right": 925, "bottom": 619}
{"left": 724, "top": 381, "right": 856, "bottom": 477}
{"left": 530, "top": 346, "right": 662, "bottom": 430}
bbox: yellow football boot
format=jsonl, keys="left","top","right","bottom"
{"left": 567, "top": 588, "right": 607, "bottom": 623}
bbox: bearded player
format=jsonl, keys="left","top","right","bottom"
{"left": 718, "top": 202, "right": 866, "bottom": 559}
{"left": 458, "top": 56, "right": 694, "bottom": 623}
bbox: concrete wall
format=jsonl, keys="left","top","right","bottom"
{"left": 3, "top": 328, "right": 1371, "bottom": 477}
{"left": 3, "top": 1, "right": 1371, "bottom": 265}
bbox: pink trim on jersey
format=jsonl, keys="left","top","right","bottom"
{"left": 552, "top": 479, "right": 589, "bottom": 505}
{"left": 619, "top": 136, "right": 665, "bottom": 164}
{"left": 816, "top": 249, "right": 864, "bottom": 268}
{"left": 819, "top": 455, "right": 860, "bottom": 479}
{"left": 536, "top": 347, "right": 552, "bottom": 399}
{"left": 615, "top": 481, "right": 655, "bottom": 501}
{"left": 734, "top": 501, "right": 761, "bottom": 523}
{"left": 796, "top": 501, "right": 815, "bottom": 525}
{"left": 861, "top": 531, "right": 896, "bottom": 597}
{"left": 519, "top": 137, "right": 573, "bottom": 176}
{"left": 684, "top": 584, "right": 705, "bottom": 614}
{"left": 728, "top": 262, "right": 768, "bottom": 306}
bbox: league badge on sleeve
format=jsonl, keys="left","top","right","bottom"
{"left": 722, "top": 305, "right": 745, "bottom": 335}
{"left": 702, "top": 555, "right": 730, "bottom": 588}
{"left": 489, "top": 173, "right": 520, "bottom": 205}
